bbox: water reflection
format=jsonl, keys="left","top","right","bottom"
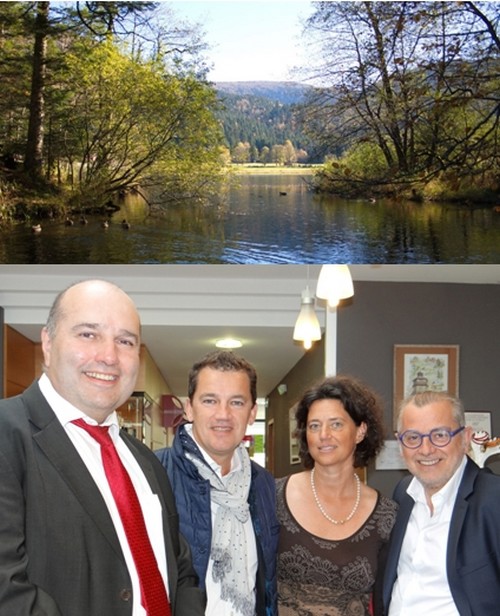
{"left": 0, "top": 174, "right": 499, "bottom": 263}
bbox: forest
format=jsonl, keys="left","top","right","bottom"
{"left": 0, "top": 1, "right": 499, "bottom": 223}
{"left": 215, "top": 84, "right": 314, "bottom": 165}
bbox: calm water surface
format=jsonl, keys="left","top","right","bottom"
{"left": 1, "top": 174, "right": 499, "bottom": 263}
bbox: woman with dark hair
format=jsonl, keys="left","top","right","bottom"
{"left": 276, "top": 375, "right": 397, "bottom": 615}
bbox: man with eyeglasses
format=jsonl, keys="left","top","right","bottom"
{"left": 374, "top": 390, "right": 500, "bottom": 616}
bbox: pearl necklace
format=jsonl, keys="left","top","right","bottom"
{"left": 310, "top": 467, "right": 361, "bottom": 525}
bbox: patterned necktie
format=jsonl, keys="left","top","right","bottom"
{"left": 72, "top": 418, "right": 171, "bottom": 616}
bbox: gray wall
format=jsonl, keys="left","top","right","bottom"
{"left": 266, "top": 339, "right": 324, "bottom": 479}
{"left": 267, "top": 280, "right": 500, "bottom": 495}
{"left": 337, "top": 280, "right": 500, "bottom": 496}
{"left": 0, "top": 307, "right": 3, "bottom": 398}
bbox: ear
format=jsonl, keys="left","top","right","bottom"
{"left": 41, "top": 327, "right": 52, "bottom": 367}
{"left": 247, "top": 403, "right": 258, "bottom": 427}
{"left": 356, "top": 421, "right": 367, "bottom": 444}
{"left": 463, "top": 425, "right": 474, "bottom": 449}
{"left": 184, "top": 398, "right": 194, "bottom": 422}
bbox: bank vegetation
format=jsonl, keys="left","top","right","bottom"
{"left": 299, "top": 1, "right": 500, "bottom": 203}
{"left": 0, "top": 1, "right": 226, "bottom": 223}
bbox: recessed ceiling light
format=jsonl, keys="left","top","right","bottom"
{"left": 215, "top": 338, "right": 243, "bottom": 349}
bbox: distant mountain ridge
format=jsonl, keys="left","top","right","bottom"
{"left": 215, "top": 81, "right": 310, "bottom": 105}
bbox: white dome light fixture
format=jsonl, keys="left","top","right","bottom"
{"left": 315, "top": 265, "right": 354, "bottom": 307}
{"left": 215, "top": 338, "right": 243, "bottom": 349}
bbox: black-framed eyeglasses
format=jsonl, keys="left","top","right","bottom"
{"left": 397, "top": 426, "right": 465, "bottom": 449}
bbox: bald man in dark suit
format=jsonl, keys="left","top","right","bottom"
{"left": 0, "top": 280, "right": 205, "bottom": 616}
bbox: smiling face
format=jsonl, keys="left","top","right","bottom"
{"left": 306, "top": 398, "right": 366, "bottom": 469}
{"left": 41, "top": 280, "right": 141, "bottom": 423}
{"left": 185, "top": 367, "right": 257, "bottom": 474}
{"left": 399, "top": 399, "right": 472, "bottom": 498}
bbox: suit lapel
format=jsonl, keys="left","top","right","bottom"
{"left": 446, "top": 458, "right": 476, "bottom": 613}
{"left": 120, "top": 430, "right": 164, "bottom": 498}
{"left": 26, "top": 379, "right": 184, "bottom": 600}
{"left": 25, "top": 382, "right": 124, "bottom": 559}
{"left": 447, "top": 458, "right": 475, "bottom": 552}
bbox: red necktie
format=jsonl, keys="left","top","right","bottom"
{"left": 72, "top": 418, "right": 171, "bottom": 616}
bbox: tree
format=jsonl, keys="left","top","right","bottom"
{"left": 259, "top": 146, "right": 271, "bottom": 165}
{"left": 232, "top": 141, "right": 251, "bottom": 164}
{"left": 0, "top": 3, "right": 35, "bottom": 158}
{"left": 295, "top": 148, "right": 309, "bottom": 164}
{"left": 74, "top": 1, "right": 157, "bottom": 37}
{"left": 283, "top": 140, "right": 297, "bottom": 166}
{"left": 24, "top": 1, "right": 49, "bottom": 181}
{"left": 300, "top": 1, "right": 500, "bottom": 185}
{"left": 271, "top": 144, "right": 285, "bottom": 165}
{"left": 0, "top": 1, "right": 224, "bottom": 207}
{"left": 57, "top": 40, "right": 223, "bottom": 204}
{"left": 22, "top": 1, "right": 160, "bottom": 183}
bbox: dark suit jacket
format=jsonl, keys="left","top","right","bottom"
{"left": 0, "top": 381, "right": 205, "bottom": 616}
{"left": 374, "top": 457, "right": 500, "bottom": 616}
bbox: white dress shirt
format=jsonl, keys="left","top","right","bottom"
{"left": 39, "top": 374, "right": 169, "bottom": 616}
{"left": 389, "top": 456, "right": 467, "bottom": 616}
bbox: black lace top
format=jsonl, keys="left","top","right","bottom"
{"left": 276, "top": 476, "right": 397, "bottom": 616}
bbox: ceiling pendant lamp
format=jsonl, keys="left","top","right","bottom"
{"left": 293, "top": 286, "right": 321, "bottom": 350}
{"left": 316, "top": 265, "right": 354, "bottom": 307}
{"left": 215, "top": 338, "right": 243, "bottom": 349}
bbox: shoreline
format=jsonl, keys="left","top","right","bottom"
{"left": 232, "top": 165, "right": 317, "bottom": 175}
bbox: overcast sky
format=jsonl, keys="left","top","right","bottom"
{"left": 169, "top": 0, "right": 315, "bottom": 82}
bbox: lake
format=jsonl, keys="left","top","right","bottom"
{"left": 1, "top": 173, "right": 499, "bottom": 263}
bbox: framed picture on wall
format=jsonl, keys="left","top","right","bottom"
{"left": 393, "top": 344, "right": 459, "bottom": 427}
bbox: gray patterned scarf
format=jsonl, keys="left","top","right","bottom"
{"left": 187, "top": 443, "right": 254, "bottom": 616}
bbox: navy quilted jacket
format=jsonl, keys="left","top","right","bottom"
{"left": 156, "top": 424, "right": 279, "bottom": 616}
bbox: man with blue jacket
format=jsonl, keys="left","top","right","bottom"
{"left": 156, "top": 351, "right": 279, "bottom": 616}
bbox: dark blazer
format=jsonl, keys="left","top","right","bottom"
{"left": 375, "top": 457, "right": 500, "bottom": 616}
{"left": 0, "top": 381, "right": 205, "bottom": 616}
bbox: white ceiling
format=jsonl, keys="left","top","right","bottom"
{"left": 1, "top": 264, "right": 499, "bottom": 399}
